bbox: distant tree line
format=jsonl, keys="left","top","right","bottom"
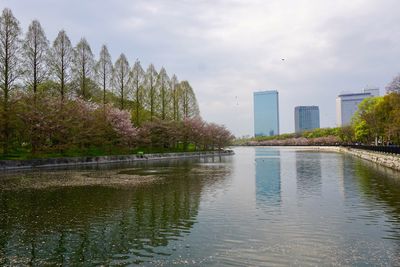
{"left": 0, "top": 8, "right": 233, "bottom": 158}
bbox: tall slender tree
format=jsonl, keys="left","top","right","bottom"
{"left": 72, "top": 38, "right": 94, "bottom": 99}
{"left": 0, "top": 8, "right": 21, "bottom": 154}
{"left": 22, "top": 20, "right": 49, "bottom": 95}
{"left": 170, "top": 74, "right": 179, "bottom": 121}
{"left": 145, "top": 64, "right": 158, "bottom": 121}
{"left": 113, "top": 53, "right": 129, "bottom": 110}
{"left": 131, "top": 59, "right": 145, "bottom": 125}
{"left": 95, "top": 44, "right": 112, "bottom": 106}
{"left": 179, "top": 81, "right": 200, "bottom": 118}
{"left": 50, "top": 30, "right": 73, "bottom": 101}
{"left": 157, "top": 67, "right": 170, "bottom": 120}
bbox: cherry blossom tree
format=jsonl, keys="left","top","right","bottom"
{"left": 386, "top": 74, "right": 400, "bottom": 94}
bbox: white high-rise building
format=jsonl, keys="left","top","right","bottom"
{"left": 336, "top": 87, "right": 379, "bottom": 126}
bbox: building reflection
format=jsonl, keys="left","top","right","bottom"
{"left": 295, "top": 151, "right": 322, "bottom": 197}
{"left": 255, "top": 148, "right": 281, "bottom": 208}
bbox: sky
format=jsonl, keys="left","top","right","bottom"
{"left": 2, "top": 0, "right": 400, "bottom": 136}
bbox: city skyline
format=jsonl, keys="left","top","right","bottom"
{"left": 2, "top": 0, "right": 400, "bottom": 136}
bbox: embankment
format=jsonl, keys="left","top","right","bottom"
{"left": 314, "top": 146, "right": 400, "bottom": 171}
{"left": 0, "top": 150, "right": 234, "bottom": 171}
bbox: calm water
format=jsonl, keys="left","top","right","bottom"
{"left": 1, "top": 147, "right": 400, "bottom": 266}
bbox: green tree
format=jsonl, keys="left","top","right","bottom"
{"left": 112, "top": 53, "right": 129, "bottom": 110}
{"left": 95, "top": 44, "right": 112, "bottom": 106}
{"left": 0, "top": 8, "right": 21, "bottom": 155}
{"left": 157, "top": 67, "right": 170, "bottom": 120}
{"left": 72, "top": 38, "right": 94, "bottom": 99}
{"left": 22, "top": 20, "right": 49, "bottom": 95}
{"left": 352, "top": 97, "right": 384, "bottom": 145}
{"left": 179, "top": 81, "right": 199, "bottom": 119}
{"left": 144, "top": 64, "right": 158, "bottom": 121}
{"left": 50, "top": 30, "right": 73, "bottom": 101}
{"left": 170, "top": 74, "right": 180, "bottom": 121}
{"left": 131, "top": 59, "right": 145, "bottom": 125}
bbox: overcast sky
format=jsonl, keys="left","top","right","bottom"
{"left": 3, "top": 0, "right": 400, "bottom": 136}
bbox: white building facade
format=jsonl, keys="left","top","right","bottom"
{"left": 336, "top": 88, "right": 379, "bottom": 126}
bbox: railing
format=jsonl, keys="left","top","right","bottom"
{"left": 343, "top": 145, "right": 400, "bottom": 155}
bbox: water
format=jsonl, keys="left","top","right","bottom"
{"left": 1, "top": 147, "right": 400, "bottom": 266}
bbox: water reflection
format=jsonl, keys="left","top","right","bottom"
{"left": 3, "top": 148, "right": 400, "bottom": 266}
{"left": 0, "top": 158, "right": 230, "bottom": 266}
{"left": 353, "top": 160, "right": 400, "bottom": 239}
{"left": 295, "top": 151, "right": 322, "bottom": 197}
{"left": 255, "top": 148, "right": 281, "bottom": 207}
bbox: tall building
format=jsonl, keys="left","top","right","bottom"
{"left": 294, "top": 106, "right": 320, "bottom": 133}
{"left": 254, "top": 90, "right": 279, "bottom": 137}
{"left": 336, "top": 87, "right": 379, "bottom": 126}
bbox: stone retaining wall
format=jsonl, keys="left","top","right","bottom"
{"left": 0, "top": 150, "right": 234, "bottom": 171}
{"left": 317, "top": 146, "right": 400, "bottom": 171}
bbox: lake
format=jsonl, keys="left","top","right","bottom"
{"left": 1, "top": 147, "right": 400, "bottom": 266}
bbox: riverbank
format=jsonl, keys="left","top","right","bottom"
{"left": 0, "top": 150, "right": 234, "bottom": 171}
{"left": 304, "top": 146, "right": 400, "bottom": 171}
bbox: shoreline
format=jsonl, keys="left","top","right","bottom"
{"left": 251, "top": 145, "right": 400, "bottom": 172}
{"left": 316, "top": 146, "right": 400, "bottom": 171}
{"left": 0, "top": 150, "right": 234, "bottom": 171}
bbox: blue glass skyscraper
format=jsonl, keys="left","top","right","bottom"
{"left": 253, "top": 90, "right": 279, "bottom": 137}
{"left": 294, "top": 106, "right": 320, "bottom": 133}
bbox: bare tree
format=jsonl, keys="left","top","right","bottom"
{"left": 179, "top": 81, "right": 200, "bottom": 119}
{"left": 386, "top": 74, "right": 400, "bottom": 94}
{"left": 72, "top": 38, "right": 94, "bottom": 99}
{"left": 170, "top": 74, "right": 180, "bottom": 121}
{"left": 95, "top": 44, "right": 112, "bottom": 105}
{"left": 49, "top": 30, "right": 73, "bottom": 101}
{"left": 157, "top": 67, "right": 170, "bottom": 120}
{"left": 0, "top": 8, "right": 21, "bottom": 154}
{"left": 113, "top": 53, "right": 129, "bottom": 109}
{"left": 22, "top": 20, "right": 49, "bottom": 95}
{"left": 144, "top": 64, "right": 158, "bottom": 121}
{"left": 131, "top": 59, "right": 145, "bottom": 125}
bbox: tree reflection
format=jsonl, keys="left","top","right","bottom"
{"left": 353, "top": 160, "right": 400, "bottom": 240}
{"left": 0, "top": 159, "right": 230, "bottom": 265}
